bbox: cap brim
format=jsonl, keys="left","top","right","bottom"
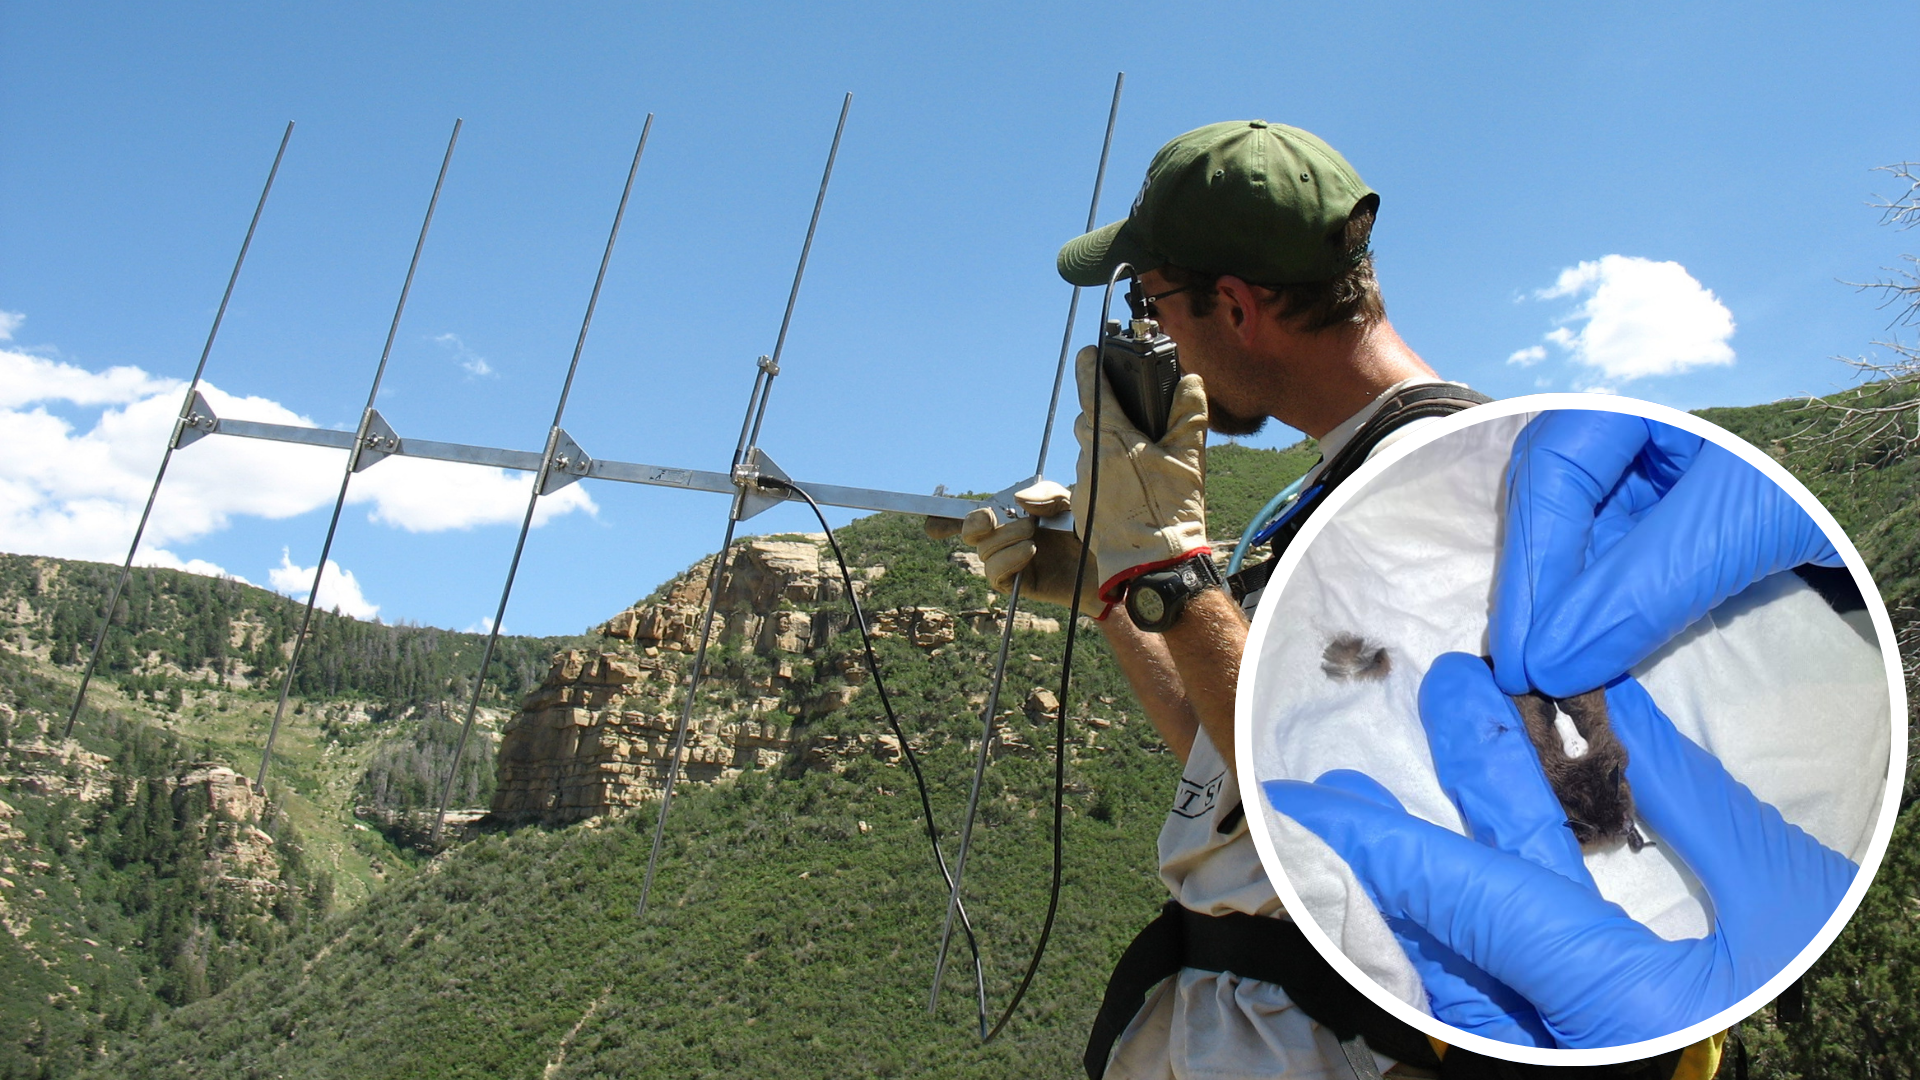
{"left": 1056, "top": 219, "right": 1162, "bottom": 287}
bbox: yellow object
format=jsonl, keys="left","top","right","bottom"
{"left": 1671, "top": 1031, "right": 1726, "bottom": 1080}
{"left": 1418, "top": 1030, "right": 1724, "bottom": 1078}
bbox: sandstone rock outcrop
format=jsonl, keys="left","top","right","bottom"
{"left": 1023, "top": 687, "right": 1060, "bottom": 720}
{"left": 0, "top": 703, "right": 112, "bottom": 802}
{"left": 490, "top": 647, "right": 803, "bottom": 824}
{"left": 869, "top": 606, "right": 956, "bottom": 648}
{"left": 175, "top": 763, "right": 265, "bottom": 821}
{"left": 960, "top": 608, "right": 1061, "bottom": 635}
{"left": 172, "top": 764, "right": 283, "bottom": 894}
{"left": 493, "top": 530, "right": 1087, "bottom": 826}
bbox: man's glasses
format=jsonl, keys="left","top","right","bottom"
{"left": 1125, "top": 278, "right": 1196, "bottom": 321}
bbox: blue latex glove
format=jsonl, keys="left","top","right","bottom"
{"left": 1313, "top": 770, "right": 1557, "bottom": 1048}
{"left": 1264, "top": 653, "right": 1858, "bottom": 1049}
{"left": 1490, "top": 411, "right": 1842, "bottom": 697}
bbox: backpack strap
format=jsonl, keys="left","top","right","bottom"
{"left": 1083, "top": 902, "right": 1442, "bottom": 1079}
{"left": 1228, "top": 382, "right": 1491, "bottom": 605}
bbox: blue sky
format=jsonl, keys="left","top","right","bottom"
{"left": 3, "top": 2, "right": 1915, "bottom": 635}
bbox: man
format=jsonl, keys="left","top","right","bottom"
{"left": 940, "top": 119, "right": 1484, "bottom": 1080}
{"left": 939, "top": 122, "right": 1718, "bottom": 1079}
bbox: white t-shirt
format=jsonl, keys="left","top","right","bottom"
{"left": 1104, "top": 380, "right": 1449, "bottom": 1080}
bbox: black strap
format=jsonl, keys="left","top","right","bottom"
{"left": 1086, "top": 902, "right": 1698, "bottom": 1080}
{"left": 1228, "top": 381, "right": 1491, "bottom": 604}
{"left": 1774, "top": 977, "right": 1806, "bottom": 1023}
{"left": 1083, "top": 903, "right": 1184, "bottom": 1079}
{"left": 1084, "top": 902, "right": 1443, "bottom": 1079}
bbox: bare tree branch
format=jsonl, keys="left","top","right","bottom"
{"left": 1842, "top": 253, "right": 1920, "bottom": 329}
{"left": 1790, "top": 341, "right": 1920, "bottom": 473}
{"left": 1869, "top": 162, "right": 1920, "bottom": 231}
{"left": 1794, "top": 162, "right": 1920, "bottom": 469}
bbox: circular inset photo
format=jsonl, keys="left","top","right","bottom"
{"left": 1235, "top": 394, "right": 1906, "bottom": 1066}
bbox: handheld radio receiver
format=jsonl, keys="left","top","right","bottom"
{"left": 1100, "top": 318, "right": 1183, "bottom": 442}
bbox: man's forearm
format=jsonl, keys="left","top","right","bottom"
{"left": 1099, "top": 615, "right": 1199, "bottom": 763}
{"left": 1158, "top": 588, "right": 1248, "bottom": 774}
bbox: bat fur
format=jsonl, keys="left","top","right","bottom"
{"left": 1507, "top": 686, "right": 1648, "bottom": 852}
{"left": 1322, "top": 633, "right": 1391, "bottom": 682}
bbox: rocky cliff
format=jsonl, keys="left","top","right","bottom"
{"left": 0, "top": 700, "right": 295, "bottom": 903}
{"left": 488, "top": 533, "right": 1066, "bottom": 825}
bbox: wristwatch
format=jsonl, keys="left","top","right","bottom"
{"left": 1124, "top": 554, "right": 1223, "bottom": 633}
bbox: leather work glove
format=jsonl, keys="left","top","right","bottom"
{"left": 1263, "top": 653, "right": 1857, "bottom": 1049}
{"left": 1071, "top": 344, "right": 1211, "bottom": 602}
{"left": 1490, "top": 410, "right": 1842, "bottom": 698}
{"left": 936, "top": 481, "right": 1102, "bottom": 609}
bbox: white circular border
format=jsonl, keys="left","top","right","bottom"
{"left": 1233, "top": 392, "right": 1911, "bottom": 1066}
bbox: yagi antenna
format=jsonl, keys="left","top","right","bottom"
{"left": 82, "top": 90, "right": 1124, "bottom": 1042}
{"left": 141, "top": 113, "right": 1045, "bottom": 818}
{"left": 62, "top": 121, "right": 295, "bottom": 743}
{"left": 258, "top": 117, "right": 464, "bottom": 791}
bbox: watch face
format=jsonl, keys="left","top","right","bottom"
{"left": 1131, "top": 585, "right": 1167, "bottom": 624}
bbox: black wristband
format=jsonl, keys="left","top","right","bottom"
{"left": 1124, "top": 554, "right": 1222, "bottom": 633}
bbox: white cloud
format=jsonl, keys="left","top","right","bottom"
{"left": 464, "top": 615, "right": 507, "bottom": 635}
{"left": 0, "top": 310, "right": 24, "bottom": 341}
{"left": 0, "top": 347, "right": 176, "bottom": 408}
{"left": 269, "top": 547, "right": 380, "bottom": 620}
{"left": 0, "top": 333, "right": 595, "bottom": 573}
{"left": 351, "top": 456, "right": 596, "bottom": 532}
{"left": 434, "top": 332, "right": 494, "bottom": 378}
{"left": 1516, "top": 255, "right": 1736, "bottom": 381}
{"left": 137, "top": 548, "right": 250, "bottom": 583}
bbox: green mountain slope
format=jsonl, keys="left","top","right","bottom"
{"left": 82, "top": 736, "right": 1185, "bottom": 1079}
{"left": 0, "top": 558, "right": 596, "bottom": 1078}
{"left": 5, "top": 441, "right": 1321, "bottom": 1078}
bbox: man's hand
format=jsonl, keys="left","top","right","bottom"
{"left": 1490, "top": 411, "right": 1841, "bottom": 697}
{"left": 1263, "top": 654, "right": 1857, "bottom": 1049}
{"left": 926, "top": 481, "right": 1100, "bottom": 608}
{"left": 1071, "top": 345, "right": 1211, "bottom": 601}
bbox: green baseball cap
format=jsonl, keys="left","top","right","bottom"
{"left": 1057, "top": 120, "right": 1377, "bottom": 287}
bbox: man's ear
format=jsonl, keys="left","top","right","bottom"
{"left": 1213, "top": 275, "right": 1266, "bottom": 346}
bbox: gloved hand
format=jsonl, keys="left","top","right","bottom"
{"left": 1309, "top": 769, "right": 1557, "bottom": 1048}
{"left": 1071, "top": 344, "right": 1211, "bottom": 601}
{"left": 924, "top": 481, "right": 1102, "bottom": 609}
{"left": 1264, "top": 653, "right": 1858, "bottom": 1049}
{"left": 1490, "top": 410, "right": 1842, "bottom": 697}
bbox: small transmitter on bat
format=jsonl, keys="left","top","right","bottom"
{"left": 1100, "top": 318, "right": 1183, "bottom": 442}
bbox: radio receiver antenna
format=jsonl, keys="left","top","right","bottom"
{"left": 635, "top": 92, "right": 852, "bottom": 917}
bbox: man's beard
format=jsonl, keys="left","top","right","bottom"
{"left": 1207, "top": 395, "right": 1268, "bottom": 437}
